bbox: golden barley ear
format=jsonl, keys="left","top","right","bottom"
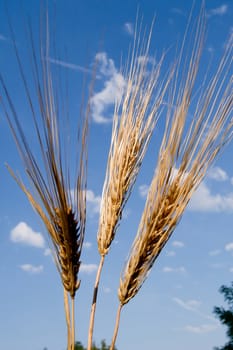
{"left": 0, "top": 12, "right": 91, "bottom": 350}
{"left": 97, "top": 20, "right": 172, "bottom": 257}
{"left": 119, "top": 9, "right": 233, "bottom": 308}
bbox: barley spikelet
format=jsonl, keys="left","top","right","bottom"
{"left": 97, "top": 21, "right": 171, "bottom": 256}
{"left": 0, "top": 16, "right": 89, "bottom": 299}
{"left": 119, "top": 13, "right": 233, "bottom": 306}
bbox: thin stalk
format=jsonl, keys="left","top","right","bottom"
{"left": 64, "top": 288, "right": 71, "bottom": 350}
{"left": 71, "top": 296, "right": 75, "bottom": 350}
{"left": 87, "top": 255, "right": 105, "bottom": 350}
{"left": 110, "top": 303, "right": 123, "bottom": 350}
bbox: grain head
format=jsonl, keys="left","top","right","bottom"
{"left": 119, "top": 12, "right": 233, "bottom": 305}
{"left": 97, "top": 21, "right": 171, "bottom": 256}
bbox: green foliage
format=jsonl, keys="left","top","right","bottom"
{"left": 74, "top": 340, "right": 117, "bottom": 350}
{"left": 214, "top": 283, "right": 233, "bottom": 350}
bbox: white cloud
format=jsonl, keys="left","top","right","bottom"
{"left": 225, "top": 242, "right": 233, "bottom": 251}
{"left": 207, "top": 167, "right": 228, "bottom": 181}
{"left": 124, "top": 22, "right": 134, "bottom": 36}
{"left": 86, "top": 190, "right": 101, "bottom": 216}
{"left": 229, "top": 267, "right": 233, "bottom": 273}
{"left": 91, "top": 52, "right": 126, "bottom": 123}
{"left": 80, "top": 263, "right": 98, "bottom": 274}
{"left": 207, "top": 5, "right": 228, "bottom": 17}
{"left": 189, "top": 182, "right": 233, "bottom": 212}
{"left": 209, "top": 249, "right": 221, "bottom": 256}
{"left": 184, "top": 324, "right": 217, "bottom": 334}
{"left": 163, "top": 266, "right": 186, "bottom": 273}
{"left": 10, "top": 222, "right": 45, "bottom": 248}
{"left": 172, "top": 241, "right": 184, "bottom": 248}
{"left": 20, "top": 264, "right": 44, "bottom": 274}
{"left": 103, "top": 286, "right": 111, "bottom": 293}
{"left": 139, "top": 184, "right": 149, "bottom": 198}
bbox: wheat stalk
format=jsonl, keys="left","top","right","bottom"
{"left": 87, "top": 20, "right": 172, "bottom": 350}
{"left": 110, "top": 9, "right": 233, "bottom": 349}
{"left": 0, "top": 14, "right": 90, "bottom": 350}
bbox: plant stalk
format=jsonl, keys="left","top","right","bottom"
{"left": 64, "top": 288, "right": 71, "bottom": 350}
{"left": 110, "top": 303, "right": 123, "bottom": 350}
{"left": 87, "top": 255, "right": 105, "bottom": 350}
{"left": 71, "top": 296, "right": 75, "bottom": 350}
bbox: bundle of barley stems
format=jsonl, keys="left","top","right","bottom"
{"left": 1, "top": 4, "right": 232, "bottom": 350}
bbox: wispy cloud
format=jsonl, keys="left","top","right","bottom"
{"left": 83, "top": 241, "right": 92, "bottom": 249}
{"left": 209, "top": 249, "right": 221, "bottom": 256}
{"left": 189, "top": 182, "right": 233, "bottom": 213}
{"left": 91, "top": 52, "right": 126, "bottom": 123}
{"left": 124, "top": 22, "right": 134, "bottom": 36}
{"left": 163, "top": 266, "right": 186, "bottom": 273}
{"left": 20, "top": 264, "right": 44, "bottom": 274}
{"left": 10, "top": 222, "right": 45, "bottom": 248}
{"left": 207, "top": 166, "right": 228, "bottom": 181}
{"left": 173, "top": 297, "right": 216, "bottom": 322}
{"left": 184, "top": 324, "right": 218, "bottom": 334}
{"left": 44, "top": 248, "right": 52, "bottom": 256}
{"left": 138, "top": 184, "right": 149, "bottom": 198}
{"left": 103, "top": 286, "right": 111, "bottom": 293}
{"left": 86, "top": 190, "right": 101, "bottom": 216}
{"left": 47, "top": 57, "right": 92, "bottom": 74}
{"left": 80, "top": 263, "right": 98, "bottom": 274}
{"left": 166, "top": 250, "right": 176, "bottom": 257}
{"left": 207, "top": 4, "right": 228, "bottom": 18}
{"left": 171, "top": 8, "right": 186, "bottom": 17}
{"left": 173, "top": 297, "right": 201, "bottom": 311}
{"left": 172, "top": 241, "right": 184, "bottom": 248}
{"left": 225, "top": 242, "right": 233, "bottom": 252}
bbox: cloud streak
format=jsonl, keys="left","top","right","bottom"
{"left": 163, "top": 266, "right": 186, "bottom": 273}
{"left": 47, "top": 57, "right": 92, "bottom": 74}
{"left": 184, "top": 324, "right": 218, "bottom": 334}
{"left": 80, "top": 263, "right": 98, "bottom": 274}
{"left": 124, "top": 22, "right": 134, "bottom": 36}
{"left": 20, "top": 264, "right": 44, "bottom": 274}
{"left": 207, "top": 5, "right": 228, "bottom": 17}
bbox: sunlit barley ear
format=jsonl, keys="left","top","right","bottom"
{"left": 110, "top": 9, "right": 233, "bottom": 350}
{"left": 0, "top": 13, "right": 91, "bottom": 350}
{"left": 87, "top": 18, "right": 173, "bottom": 350}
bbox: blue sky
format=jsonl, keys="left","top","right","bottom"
{"left": 0, "top": 1, "right": 233, "bottom": 350}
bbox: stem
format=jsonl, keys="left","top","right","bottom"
{"left": 87, "top": 255, "right": 105, "bottom": 350}
{"left": 64, "top": 288, "right": 71, "bottom": 350}
{"left": 110, "top": 303, "right": 123, "bottom": 350}
{"left": 71, "top": 296, "right": 75, "bottom": 350}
